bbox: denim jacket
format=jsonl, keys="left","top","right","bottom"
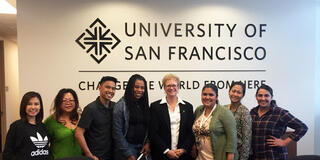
{"left": 113, "top": 97, "right": 149, "bottom": 158}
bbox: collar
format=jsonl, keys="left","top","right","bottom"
{"left": 96, "top": 97, "right": 112, "bottom": 109}
{"left": 252, "top": 105, "right": 275, "bottom": 114}
{"left": 160, "top": 96, "right": 185, "bottom": 105}
{"left": 227, "top": 103, "right": 242, "bottom": 113}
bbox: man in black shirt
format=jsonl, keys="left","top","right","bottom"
{"left": 75, "top": 76, "right": 117, "bottom": 160}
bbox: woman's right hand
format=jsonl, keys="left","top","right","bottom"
{"left": 88, "top": 155, "right": 99, "bottom": 160}
{"left": 141, "top": 142, "right": 151, "bottom": 155}
{"left": 191, "top": 144, "right": 198, "bottom": 158}
{"left": 226, "top": 152, "right": 234, "bottom": 160}
{"left": 166, "top": 150, "right": 179, "bottom": 159}
{"left": 127, "top": 155, "right": 136, "bottom": 160}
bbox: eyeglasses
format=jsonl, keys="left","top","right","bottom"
{"left": 62, "top": 99, "right": 75, "bottom": 103}
{"left": 165, "top": 84, "right": 178, "bottom": 88}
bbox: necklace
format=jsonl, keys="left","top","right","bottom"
{"left": 200, "top": 105, "right": 216, "bottom": 128}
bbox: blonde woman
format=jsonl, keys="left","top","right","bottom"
{"left": 150, "top": 74, "right": 194, "bottom": 160}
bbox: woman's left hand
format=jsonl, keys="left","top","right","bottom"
{"left": 226, "top": 152, "right": 234, "bottom": 160}
{"left": 266, "top": 136, "right": 290, "bottom": 147}
{"left": 174, "top": 149, "right": 185, "bottom": 157}
{"left": 140, "top": 142, "right": 151, "bottom": 155}
{"left": 127, "top": 155, "right": 136, "bottom": 160}
{"left": 191, "top": 144, "right": 197, "bottom": 158}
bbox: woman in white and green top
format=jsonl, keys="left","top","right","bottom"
{"left": 192, "top": 83, "right": 237, "bottom": 160}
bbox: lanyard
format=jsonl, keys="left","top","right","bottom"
{"left": 200, "top": 104, "right": 216, "bottom": 128}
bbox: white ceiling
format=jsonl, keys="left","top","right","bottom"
{"left": 0, "top": 0, "right": 16, "bottom": 42}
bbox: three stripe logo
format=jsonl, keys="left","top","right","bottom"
{"left": 30, "top": 132, "right": 48, "bottom": 148}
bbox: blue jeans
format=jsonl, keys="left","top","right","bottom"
{"left": 114, "top": 143, "right": 152, "bottom": 160}
{"left": 128, "top": 143, "right": 151, "bottom": 160}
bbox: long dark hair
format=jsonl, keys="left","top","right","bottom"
{"left": 124, "top": 74, "right": 150, "bottom": 127}
{"left": 256, "top": 84, "right": 277, "bottom": 107}
{"left": 53, "top": 88, "right": 80, "bottom": 124}
{"left": 124, "top": 74, "right": 149, "bottom": 109}
{"left": 20, "top": 91, "right": 44, "bottom": 124}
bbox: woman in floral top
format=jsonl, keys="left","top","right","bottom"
{"left": 226, "top": 81, "right": 252, "bottom": 160}
{"left": 192, "top": 83, "right": 237, "bottom": 160}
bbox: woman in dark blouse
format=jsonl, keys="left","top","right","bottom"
{"left": 113, "top": 74, "right": 151, "bottom": 160}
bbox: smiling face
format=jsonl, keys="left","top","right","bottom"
{"left": 133, "top": 79, "right": 145, "bottom": 100}
{"left": 99, "top": 80, "right": 116, "bottom": 101}
{"left": 61, "top": 92, "right": 75, "bottom": 113}
{"left": 256, "top": 88, "right": 272, "bottom": 107}
{"left": 201, "top": 87, "right": 217, "bottom": 108}
{"left": 229, "top": 84, "right": 244, "bottom": 103}
{"left": 26, "top": 97, "right": 41, "bottom": 119}
{"left": 164, "top": 79, "right": 179, "bottom": 97}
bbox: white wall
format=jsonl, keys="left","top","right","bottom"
{"left": 314, "top": 0, "right": 320, "bottom": 155}
{"left": 0, "top": 36, "right": 19, "bottom": 131}
{"left": 16, "top": 0, "right": 318, "bottom": 155}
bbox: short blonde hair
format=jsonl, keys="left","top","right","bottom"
{"left": 162, "top": 73, "right": 180, "bottom": 87}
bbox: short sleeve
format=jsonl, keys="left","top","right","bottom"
{"left": 77, "top": 106, "right": 94, "bottom": 130}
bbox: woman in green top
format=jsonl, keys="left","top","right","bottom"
{"left": 44, "top": 88, "right": 82, "bottom": 159}
{"left": 192, "top": 83, "right": 237, "bottom": 160}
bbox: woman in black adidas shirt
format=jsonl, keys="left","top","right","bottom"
{"left": 3, "top": 91, "right": 52, "bottom": 160}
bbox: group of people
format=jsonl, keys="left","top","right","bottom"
{"left": 2, "top": 74, "right": 308, "bottom": 160}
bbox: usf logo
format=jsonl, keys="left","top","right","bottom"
{"left": 76, "top": 18, "right": 121, "bottom": 64}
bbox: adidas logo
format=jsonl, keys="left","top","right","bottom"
{"left": 30, "top": 132, "right": 48, "bottom": 148}
{"left": 31, "top": 149, "right": 49, "bottom": 157}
